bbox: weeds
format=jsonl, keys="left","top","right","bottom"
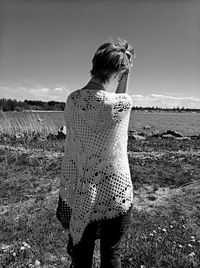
{"left": 0, "top": 111, "right": 58, "bottom": 138}
{"left": 0, "top": 126, "right": 200, "bottom": 267}
{"left": 121, "top": 210, "right": 200, "bottom": 267}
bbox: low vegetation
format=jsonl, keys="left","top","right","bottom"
{"left": 0, "top": 111, "right": 58, "bottom": 138}
{"left": 1, "top": 135, "right": 200, "bottom": 267}
{"left": 0, "top": 112, "right": 200, "bottom": 267}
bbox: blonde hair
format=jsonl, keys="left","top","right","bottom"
{"left": 90, "top": 39, "right": 135, "bottom": 83}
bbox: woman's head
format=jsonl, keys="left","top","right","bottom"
{"left": 90, "top": 39, "right": 135, "bottom": 83}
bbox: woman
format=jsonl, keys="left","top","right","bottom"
{"left": 57, "top": 39, "right": 135, "bottom": 268}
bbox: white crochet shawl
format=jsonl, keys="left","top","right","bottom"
{"left": 59, "top": 88, "right": 133, "bottom": 245}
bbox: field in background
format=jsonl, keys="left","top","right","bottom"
{"left": 0, "top": 111, "right": 58, "bottom": 137}
{"left": 1, "top": 111, "right": 200, "bottom": 137}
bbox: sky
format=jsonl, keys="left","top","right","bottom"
{"left": 0, "top": 0, "right": 200, "bottom": 108}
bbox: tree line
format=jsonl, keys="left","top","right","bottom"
{"left": 0, "top": 99, "right": 65, "bottom": 112}
{"left": 0, "top": 98, "right": 199, "bottom": 112}
{"left": 131, "top": 106, "right": 200, "bottom": 113}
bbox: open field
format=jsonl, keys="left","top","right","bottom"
{"left": 1, "top": 134, "right": 200, "bottom": 267}
{"left": 0, "top": 110, "right": 200, "bottom": 267}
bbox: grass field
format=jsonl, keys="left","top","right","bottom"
{"left": 0, "top": 111, "right": 200, "bottom": 267}
{"left": 1, "top": 110, "right": 200, "bottom": 137}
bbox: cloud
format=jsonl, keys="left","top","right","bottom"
{"left": 151, "top": 94, "right": 200, "bottom": 101}
{"left": 0, "top": 86, "right": 11, "bottom": 90}
{"left": 131, "top": 94, "right": 200, "bottom": 108}
{"left": 54, "top": 87, "right": 64, "bottom": 91}
{"left": 1, "top": 83, "right": 199, "bottom": 108}
{"left": 132, "top": 94, "right": 144, "bottom": 98}
{"left": 28, "top": 86, "right": 50, "bottom": 98}
{"left": 27, "top": 86, "right": 71, "bottom": 101}
{"left": 0, "top": 83, "right": 72, "bottom": 102}
{"left": 41, "top": 88, "right": 50, "bottom": 93}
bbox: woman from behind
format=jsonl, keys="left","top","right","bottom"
{"left": 57, "top": 38, "right": 135, "bottom": 268}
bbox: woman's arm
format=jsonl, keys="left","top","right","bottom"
{"left": 115, "top": 50, "right": 133, "bottom": 94}
{"left": 115, "top": 71, "right": 129, "bottom": 94}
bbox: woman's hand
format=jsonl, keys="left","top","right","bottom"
{"left": 115, "top": 49, "right": 134, "bottom": 93}
{"left": 118, "top": 64, "right": 131, "bottom": 82}
{"left": 115, "top": 69, "right": 129, "bottom": 94}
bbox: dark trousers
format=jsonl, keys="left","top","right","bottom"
{"left": 67, "top": 206, "right": 132, "bottom": 268}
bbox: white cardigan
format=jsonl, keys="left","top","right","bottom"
{"left": 59, "top": 88, "right": 133, "bottom": 245}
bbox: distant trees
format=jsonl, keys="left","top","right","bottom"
{"left": 131, "top": 106, "right": 200, "bottom": 113}
{"left": 0, "top": 98, "right": 199, "bottom": 112}
{"left": 24, "top": 100, "right": 65, "bottom": 110}
{"left": 0, "top": 99, "right": 27, "bottom": 112}
{"left": 0, "top": 98, "right": 65, "bottom": 112}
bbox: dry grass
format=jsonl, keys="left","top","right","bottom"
{"left": 1, "top": 111, "right": 200, "bottom": 267}
{"left": 1, "top": 110, "right": 200, "bottom": 140}
{"left": 0, "top": 111, "right": 58, "bottom": 138}
{"left": 0, "top": 137, "right": 200, "bottom": 267}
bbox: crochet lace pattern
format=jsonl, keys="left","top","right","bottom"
{"left": 59, "top": 88, "right": 134, "bottom": 245}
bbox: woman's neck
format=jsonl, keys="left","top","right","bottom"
{"left": 83, "top": 77, "right": 107, "bottom": 91}
{"left": 90, "top": 77, "right": 104, "bottom": 86}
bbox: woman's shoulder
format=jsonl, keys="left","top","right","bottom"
{"left": 67, "top": 89, "right": 81, "bottom": 101}
{"left": 66, "top": 89, "right": 133, "bottom": 109}
{"left": 67, "top": 88, "right": 108, "bottom": 105}
{"left": 102, "top": 91, "right": 133, "bottom": 107}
